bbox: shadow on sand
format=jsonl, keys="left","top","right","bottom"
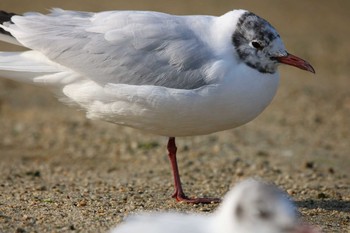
{"left": 296, "top": 200, "right": 350, "bottom": 213}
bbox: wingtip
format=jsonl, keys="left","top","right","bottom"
{"left": 0, "top": 10, "right": 16, "bottom": 37}
{"left": 0, "top": 10, "right": 16, "bottom": 24}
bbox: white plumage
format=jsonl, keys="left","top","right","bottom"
{"left": 110, "top": 179, "right": 319, "bottom": 233}
{"left": 0, "top": 9, "right": 279, "bottom": 137}
{"left": 0, "top": 8, "right": 314, "bottom": 203}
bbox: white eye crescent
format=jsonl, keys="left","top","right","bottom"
{"left": 251, "top": 40, "right": 264, "bottom": 50}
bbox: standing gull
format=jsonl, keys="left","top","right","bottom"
{"left": 0, "top": 9, "right": 314, "bottom": 203}
{"left": 110, "top": 179, "right": 321, "bottom": 233}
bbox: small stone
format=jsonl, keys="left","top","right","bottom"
{"left": 77, "top": 200, "right": 87, "bottom": 207}
{"left": 314, "top": 115, "right": 323, "bottom": 124}
{"left": 328, "top": 167, "right": 335, "bottom": 174}
{"left": 235, "top": 169, "right": 244, "bottom": 177}
{"left": 287, "top": 189, "right": 296, "bottom": 195}
{"left": 15, "top": 228, "right": 26, "bottom": 233}
{"left": 317, "top": 192, "right": 328, "bottom": 199}
{"left": 304, "top": 162, "right": 314, "bottom": 169}
{"left": 256, "top": 150, "right": 269, "bottom": 157}
{"left": 37, "top": 186, "right": 47, "bottom": 191}
{"left": 25, "top": 170, "right": 41, "bottom": 177}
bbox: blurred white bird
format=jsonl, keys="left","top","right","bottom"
{"left": 110, "top": 179, "right": 320, "bottom": 233}
{"left": 0, "top": 9, "right": 314, "bottom": 203}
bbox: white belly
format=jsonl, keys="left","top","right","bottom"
{"left": 86, "top": 70, "right": 279, "bottom": 137}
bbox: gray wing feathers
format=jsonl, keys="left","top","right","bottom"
{"left": 7, "top": 9, "right": 214, "bottom": 89}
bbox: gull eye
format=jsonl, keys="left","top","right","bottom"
{"left": 251, "top": 40, "right": 263, "bottom": 50}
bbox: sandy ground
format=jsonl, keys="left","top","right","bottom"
{"left": 0, "top": 1, "right": 349, "bottom": 232}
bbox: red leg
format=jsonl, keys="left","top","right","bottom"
{"left": 167, "top": 137, "right": 221, "bottom": 204}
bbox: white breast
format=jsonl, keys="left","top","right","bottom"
{"left": 85, "top": 65, "right": 279, "bottom": 137}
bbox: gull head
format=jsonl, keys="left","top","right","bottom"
{"left": 232, "top": 11, "right": 315, "bottom": 74}
{"left": 214, "top": 179, "right": 319, "bottom": 233}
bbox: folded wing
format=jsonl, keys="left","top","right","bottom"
{"left": 2, "top": 9, "right": 215, "bottom": 89}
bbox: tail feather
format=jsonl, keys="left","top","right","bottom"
{"left": 0, "top": 11, "right": 62, "bottom": 81}
{"left": 0, "top": 50, "right": 88, "bottom": 110}
{"left": 0, "top": 51, "right": 76, "bottom": 85}
{"left": 0, "top": 51, "right": 60, "bottom": 72}
{"left": 0, "top": 10, "right": 117, "bottom": 119}
{"left": 0, "top": 33, "right": 21, "bottom": 45}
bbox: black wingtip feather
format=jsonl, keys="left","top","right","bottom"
{"left": 0, "top": 10, "right": 17, "bottom": 36}
{"left": 0, "top": 10, "right": 16, "bottom": 23}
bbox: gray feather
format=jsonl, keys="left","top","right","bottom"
{"left": 8, "top": 9, "right": 216, "bottom": 89}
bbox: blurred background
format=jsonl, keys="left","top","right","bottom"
{"left": 0, "top": 1, "right": 349, "bottom": 232}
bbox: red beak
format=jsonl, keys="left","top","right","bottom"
{"left": 276, "top": 53, "right": 315, "bottom": 74}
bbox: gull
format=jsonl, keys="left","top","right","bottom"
{"left": 0, "top": 9, "right": 315, "bottom": 203}
{"left": 110, "top": 179, "right": 320, "bottom": 233}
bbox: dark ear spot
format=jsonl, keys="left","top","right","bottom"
{"left": 258, "top": 209, "right": 273, "bottom": 220}
{"left": 235, "top": 204, "right": 244, "bottom": 219}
